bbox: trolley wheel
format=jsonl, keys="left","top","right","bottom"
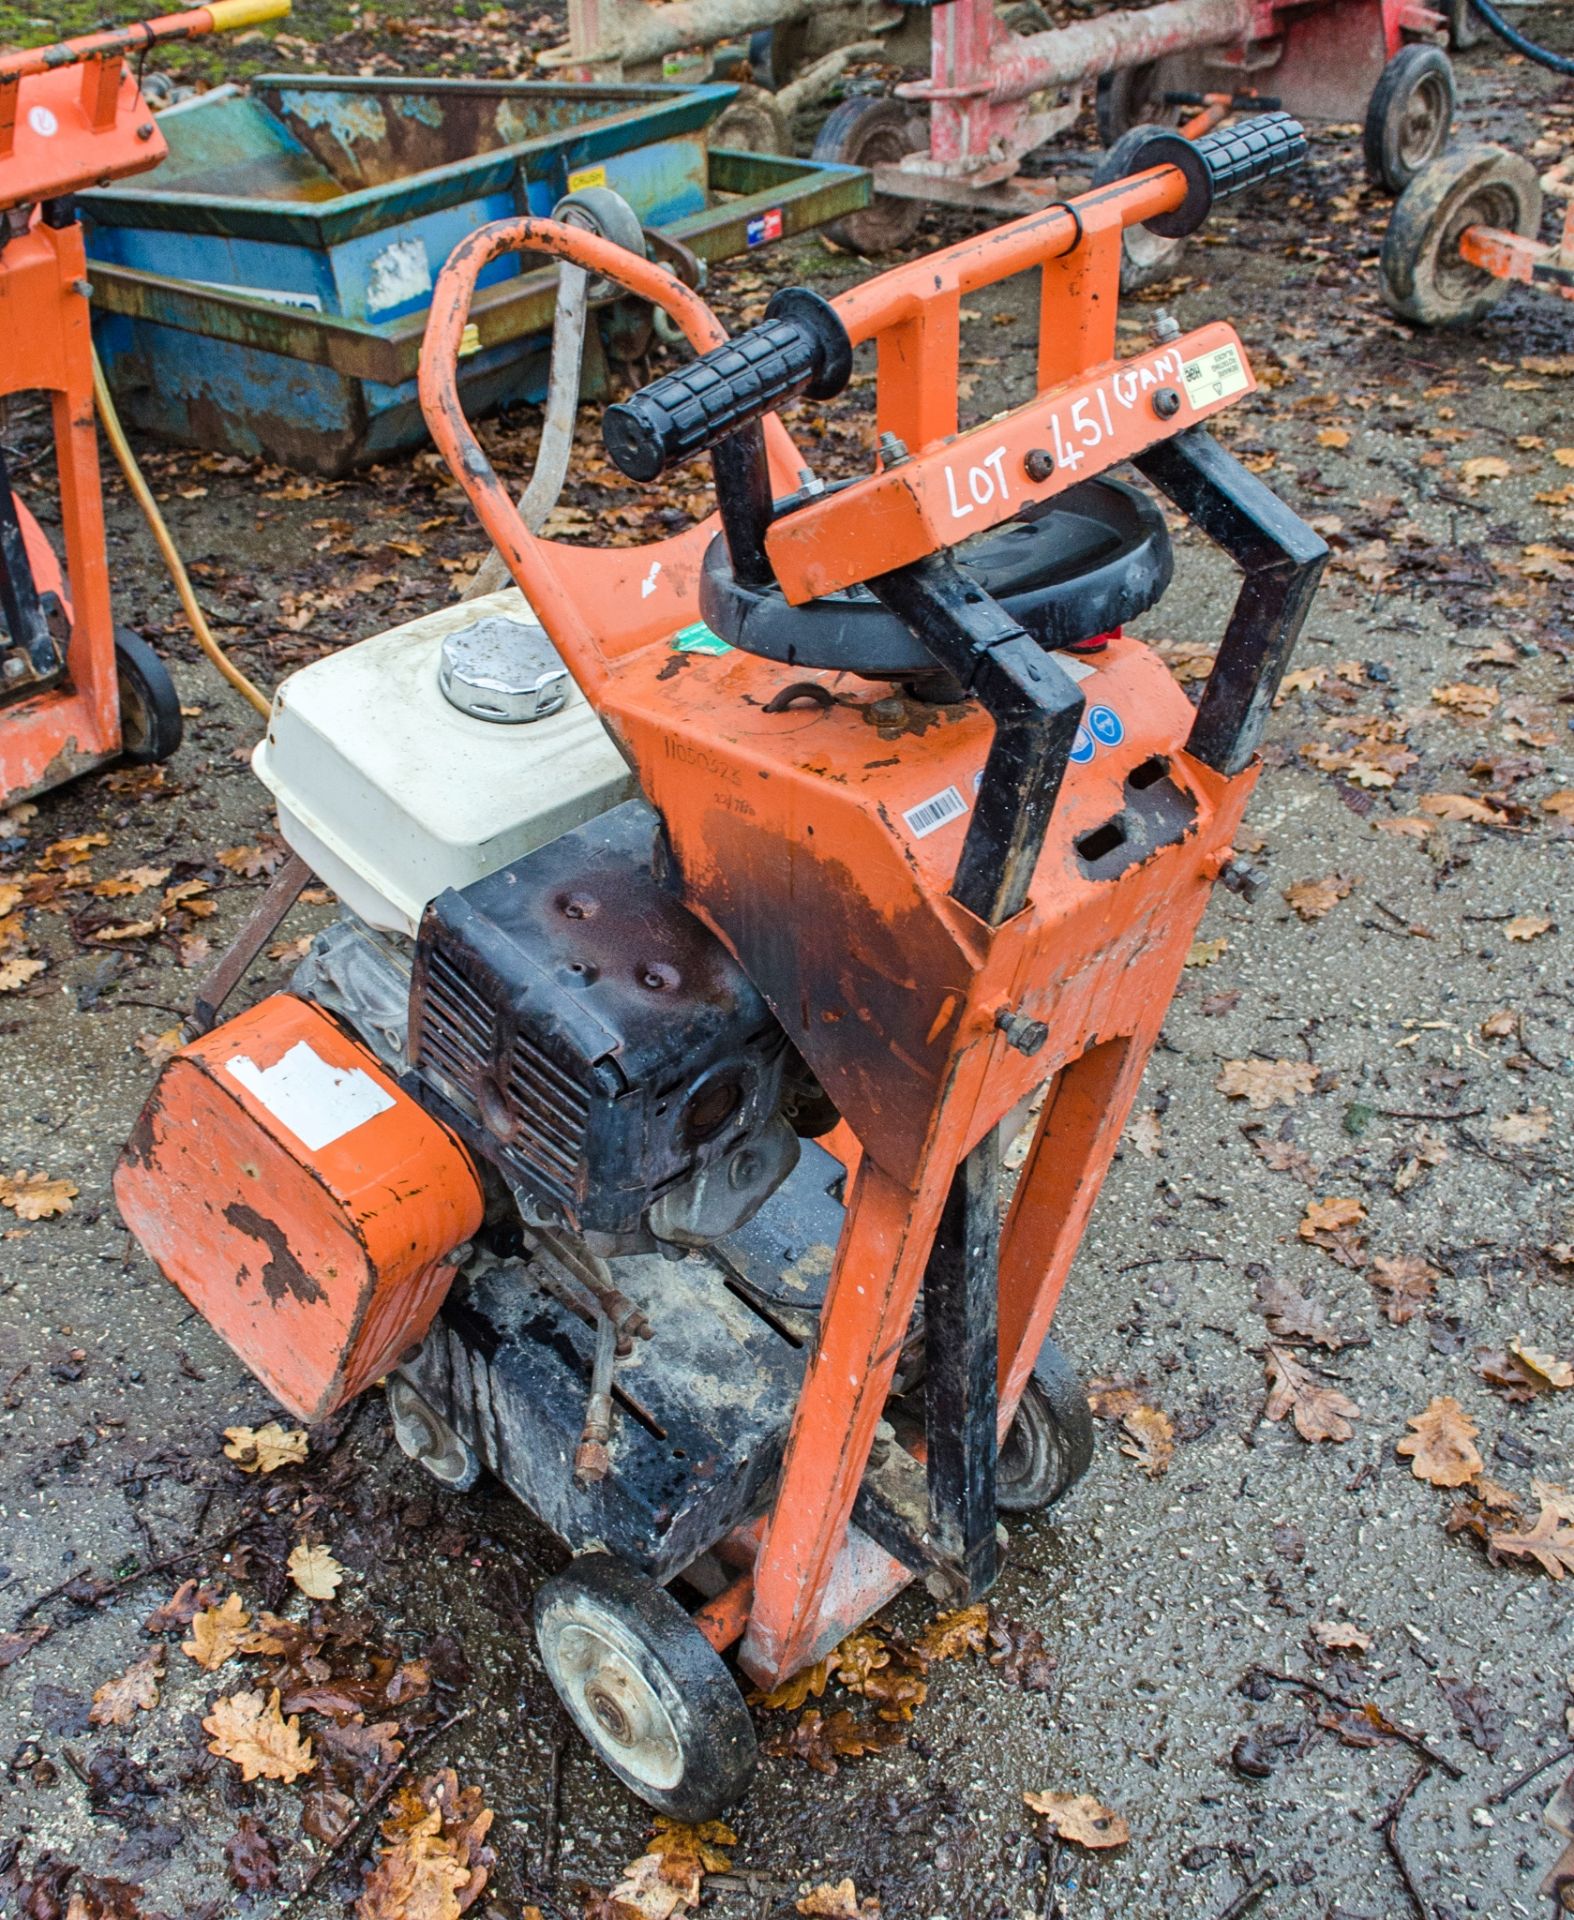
{"left": 534, "top": 1554, "right": 757, "bottom": 1820}
{"left": 1093, "top": 125, "right": 1190, "bottom": 293}
{"left": 1095, "top": 61, "right": 1185, "bottom": 146}
{"left": 112, "top": 628, "right": 183, "bottom": 766}
{"left": 995, "top": 1338, "right": 1095, "bottom": 1512}
{"left": 386, "top": 1377, "right": 481, "bottom": 1491}
{"left": 812, "top": 95, "right": 926, "bottom": 255}
{"left": 711, "top": 83, "right": 791, "bottom": 156}
{"left": 1380, "top": 141, "right": 1542, "bottom": 327}
{"left": 1363, "top": 45, "right": 1455, "bottom": 193}
{"left": 1446, "top": 0, "right": 1487, "bottom": 51}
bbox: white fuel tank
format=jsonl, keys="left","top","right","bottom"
{"left": 253, "top": 588, "right": 635, "bottom": 936}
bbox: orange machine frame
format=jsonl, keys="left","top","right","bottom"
{"left": 418, "top": 156, "right": 1318, "bottom": 1685}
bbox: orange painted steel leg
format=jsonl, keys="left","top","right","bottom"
{"left": 693, "top": 1573, "right": 754, "bottom": 1652}
{"left": 741, "top": 1155, "right": 952, "bottom": 1682}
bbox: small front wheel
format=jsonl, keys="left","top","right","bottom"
{"left": 812, "top": 95, "right": 926, "bottom": 255}
{"left": 996, "top": 1338, "right": 1095, "bottom": 1513}
{"left": 113, "top": 628, "right": 183, "bottom": 766}
{"left": 1380, "top": 141, "right": 1542, "bottom": 328}
{"left": 1364, "top": 45, "right": 1456, "bottom": 193}
{"left": 1095, "top": 62, "right": 1185, "bottom": 146}
{"left": 535, "top": 1553, "right": 757, "bottom": 1821}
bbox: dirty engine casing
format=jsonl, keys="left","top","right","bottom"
{"left": 409, "top": 799, "right": 799, "bottom": 1252}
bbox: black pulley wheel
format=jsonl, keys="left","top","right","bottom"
{"left": 112, "top": 627, "right": 183, "bottom": 765}
{"left": 996, "top": 1337, "right": 1095, "bottom": 1512}
{"left": 534, "top": 1553, "right": 757, "bottom": 1820}
{"left": 812, "top": 95, "right": 926, "bottom": 255}
{"left": 1447, "top": 0, "right": 1487, "bottom": 49}
{"left": 1094, "top": 124, "right": 1191, "bottom": 293}
{"left": 702, "top": 477, "right": 1173, "bottom": 679}
{"left": 1363, "top": 45, "right": 1455, "bottom": 193}
{"left": 1380, "top": 141, "right": 1542, "bottom": 327}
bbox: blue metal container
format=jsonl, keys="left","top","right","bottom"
{"left": 81, "top": 76, "right": 868, "bottom": 472}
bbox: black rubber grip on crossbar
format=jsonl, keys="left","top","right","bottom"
{"left": 603, "top": 286, "right": 853, "bottom": 482}
{"left": 1112, "top": 110, "right": 1306, "bottom": 239}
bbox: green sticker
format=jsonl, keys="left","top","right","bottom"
{"left": 671, "top": 621, "right": 732, "bottom": 656}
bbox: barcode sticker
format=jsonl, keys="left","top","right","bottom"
{"left": 903, "top": 786, "right": 969, "bottom": 839}
{"left": 1182, "top": 343, "right": 1250, "bottom": 407}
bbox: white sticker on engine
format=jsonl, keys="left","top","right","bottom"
{"left": 903, "top": 785, "right": 969, "bottom": 839}
{"left": 1182, "top": 343, "right": 1249, "bottom": 407}
{"left": 226, "top": 1042, "right": 394, "bottom": 1153}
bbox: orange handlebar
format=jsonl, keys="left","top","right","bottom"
{"left": 0, "top": 0, "right": 289, "bottom": 82}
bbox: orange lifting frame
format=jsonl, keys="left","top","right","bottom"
{"left": 418, "top": 159, "right": 1270, "bottom": 1685}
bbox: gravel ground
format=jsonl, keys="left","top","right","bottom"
{"left": 1, "top": 17, "right": 1572, "bottom": 1920}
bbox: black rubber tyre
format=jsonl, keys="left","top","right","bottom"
{"left": 996, "top": 1338, "right": 1095, "bottom": 1513}
{"left": 812, "top": 95, "right": 926, "bottom": 254}
{"left": 1095, "top": 61, "right": 1185, "bottom": 146}
{"left": 112, "top": 627, "right": 183, "bottom": 765}
{"left": 1446, "top": 0, "right": 1487, "bottom": 51}
{"left": 1093, "top": 125, "right": 1190, "bottom": 293}
{"left": 534, "top": 1554, "right": 757, "bottom": 1820}
{"left": 1363, "top": 45, "right": 1456, "bottom": 193}
{"left": 1380, "top": 141, "right": 1542, "bottom": 327}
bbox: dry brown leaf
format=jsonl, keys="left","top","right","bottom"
{"left": 1417, "top": 793, "right": 1507, "bottom": 825}
{"left": 358, "top": 1771, "right": 494, "bottom": 1920}
{"left": 223, "top": 1422, "right": 307, "bottom": 1473}
{"left": 1460, "top": 455, "right": 1510, "bottom": 482}
{"left": 1509, "top": 1339, "right": 1573, "bottom": 1390}
{"left": 39, "top": 832, "right": 108, "bottom": 868}
{"left": 1488, "top": 1498, "right": 1574, "bottom": 1580}
{"left": 1373, "top": 816, "right": 1435, "bottom": 840}
{"left": 1299, "top": 1196, "right": 1366, "bottom": 1238}
{"left": 1368, "top": 1254, "right": 1438, "bottom": 1325}
{"left": 92, "top": 866, "right": 170, "bottom": 898}
{"left": 1127, "top": 1109, "right": 1162, "bottom": 1157}
{"left": 1284, "top": 874, "right": 1355, "bottom": 920}
{"left": 287, "top": 1542, "right": 345, "bottom": 1600}
{"left": 1505, "top": 914, "right": 1553, "bottom": 942}
{"left": 1480, "top": 1009, "right": 1518, "bottom": 1039}
{"left": 183, "top": 1592, "right": 253, "bottom": 1670}
{"left": 1023, "top": 1790, "right": 1130, "bottom": 1850}
{"left": 1397, "top": 1396, "right": 1483, "bottom": 1487}
{"left": 830, "top": 1632, "right": 891, "bottom": 1692}
{"left": 1316, "top": 428, "right": 1350, "bottom": 449}
{"left": 90, "top": 914, "right": 165, "bottom": 943}
{"left": 647, "top": 1819, "right": 735, "bottom": 1876}
{"left": 1544, "top": 791, "right": 1574, "bottom": 819}
{"left": 1119, "top": 1405, "right": 1174, "bottom": 1477}
{"left": 1185, "top": 936, "right": 1228, "bottom": 968}
{"left": 796, "top": 1881, "right": 879, "bottom": 1918}
{"left": 749, "top": 1656, "right": 830, "bottom": 1712}
{"left": 1263, "top": 1346, "right": 1360, "bottom": 1443}
{"left": 203, "top": 1687, "right": 315, "bottom": 1783}
{"left": 1216, "top": 1059, "right": 1319, "bottom": 1110}
{"left": 1490, "top": 1107, "right": 1551, "bottom": 1147}
{"left": 1310, "top": 1621, "right": 1372, "bottom": 1653}
{"left": 89, "top": 1649, "right": 164, "bottom": 1726}
{"left": 0, "top": 955, "right": 43, "bottom": 992}
{"left": 1431, "top": 682, "right": 1499, "bottom": 718}
{"left": 0, "top": 1169, "right": 77, "bottom": 1220}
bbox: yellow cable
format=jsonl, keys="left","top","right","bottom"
{"left": 90, "top": 346, "right": 272, "bottom": 720}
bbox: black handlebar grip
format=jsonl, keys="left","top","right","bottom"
{"left": 1097, "top": 110, "right": 1307, "bottom": 239}
{"left": 602, "top": 286, "right": 853, "bottom": 482}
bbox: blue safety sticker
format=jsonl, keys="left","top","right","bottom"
{"left": 1087, "top": 704, "right": 1124, "bottom": 748}
{"left": 1069, "top": 725, "right": 1095, "bottom": 764}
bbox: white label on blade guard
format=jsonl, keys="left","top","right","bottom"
{"left": 904, "top": 785, "right": 968, "bottom": 839}
{"left": 227, "top": 1042, "right": 395, "bottom": 1153}
{"left": 1182, "top": 343, "right": 1249, "bottom": 407}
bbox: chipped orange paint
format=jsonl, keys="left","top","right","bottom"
{"left": 408, "top": 159, "right": 1273, "bottom": 1684}
{"left": 115, "top": 996, "right": 483, "bottom": 1424}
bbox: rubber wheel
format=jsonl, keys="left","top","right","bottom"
{"left": 711, "top": 84, "right": 791, "bottom": 156}
{"left": 112, "top": 628, "right": 182, "bottom": 765}
{"left": 812, "top": 96, "right": 926, "bottom": 255}
{"left": 534, "top": 1554, "right": 757, "bottom": 1820}
{"left": 387, "top": 1377, "right": 481, "bottom": 1491}
{"left": 1446, "top": 0, "right": 1487, "bottom": 51}
{"left": 1380, "top": 141, "right": 1542, "bottom": 327}
{"left": 996, "top": 1339, "right": 1094, "bottom": 1512}
{"left": 1095, "top": 62, "right": 1186, "bottom": 146}
{"left": 1093, "top": 125, "right": 1190, "bottom": 293}
{"left": 1363, "top": 45, "right": 1456, "bottom": 193}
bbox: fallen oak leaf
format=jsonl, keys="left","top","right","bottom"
{"left": 1431, "top": 682, "right": 1499, "bottom": 718}
{"left": 1397, "top": 1396, "right": 1483, "bottom": 1487}
{"left": 796, "top": 1882, "right": 879, "bottom": 1917}
{"left": 222, "top": 1421, "right": 307, "bottom": 1473}
{"left": 358, "top": 1769, "right": 494, "bottom": 1920}
{"left": 1023, "top": 1790, "right": 1130, "bottom": 1850}
{"left": 913, "top": 1603, "right": 989, "bottom": 1663}
{"left": 1310, "top": 1621, "right": 1371, "bottom": 1653}
{"left": 1119, "top": 1404, "right": 1174, "bottom": 1476}
{"left": 648, "top": 1817, "right": 736, "bottom": 1876}
{"left": 1263, "top": 1346, "right": 1360, "bottom": 1443}
{"left": 286, "top": 1541, "right": 345, "bottom": 1601}
{"left": 1254, "top": 1273, "right": 1351, "bottom": 1351}
{"left": 1487, "top": 1497, "right": 1574, "bottom": 1580}
{"left": 1368, "top": 1253, "right": 1438, "bottom": 1325}
{"left": 92, "top": 866, "right": 170, "bottom": 898}
{"left": 1185, "top": 936, "right": 1228, "bottom": 968}
{"left": 224, "top": 1812, "right": 280, "bottom": 1893}
{"left": 89, "top": 1650, "right": 163, "bottom": 1726}
{"left": 748, "top": 1655, "right": 829, "bottom": 1711}
{"left": 1216, "top": 1058, "right": 1319, "bottom": 1110}
{"left": 1284, "top": 873, "right": 1355, "bottom": 920}
{"left": 1491, "top": 1107, "right": 1552, "bottom": 1147}
{"left": 1417, "top": 793, "right": 1509, "bottom": 825}
{"left": 1508, "top": 1338, "right": 1572, "bottom": 1390}
{"left": 0, "top": 1169, "right": 77, "bottom": 1219}
{"left": 0, "top": 1624, "right": 50, "bottom": 1669}
{"left": 0, "top": 955, "right": 44, "bottom": 992}
{"left": 1299, "top": 1196, "right": 1366, "bottom": 1238}
{"left": 182, "top": 1592, "right": 253, "bottom": 1670}
{"left": 1505, "top": 914, "right": 1553, "bottom": 941}
{"left": 144, "top": 1578, "right": 217, "bottom": 1634}
{"left": 761, "top": 1707, "right": 906, "bottom": 1775}
{"left": 203, "top": 1686, "right": 315, "bottom": 1783}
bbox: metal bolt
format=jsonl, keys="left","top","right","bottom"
{"left": 1151, "top": 386, "right": 1181, "bottom": 419}
{"left": 71, "top": 278, "right": 92, "bottom": 299}
{"left": 135, "top": 121, "right": 155, "bottom": 141}
{"left": 795, "top": 466, "right": 826, "bottom": 497}
{"left": 1151, "top": 308, "right": 1181, "bottom": 344}
{"left": 1219, "top": 858, "right": 1266, "bottom": 903}
{"left": 995, "top": 1008, "right": 1049, "bottom": 1056}
{"left": 1024, "top": 448, "right": 1055, "bottom": 482}
{"left": 3, "top": 657, "right": 26, "bottom": 682}
{"left": 868, "top": 1419, "right": 897, "bottom": 1468}
{"left": 876, "top": 431, "right": 910, "bottom": 469}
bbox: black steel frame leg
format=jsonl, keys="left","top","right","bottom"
{"left": 924, "top": 1131, "right": 1001, "bottom": 1601}
{"left": 1134, "top": 426, "right": 1329, "bottom": 776}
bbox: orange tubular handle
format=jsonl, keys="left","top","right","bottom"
{"left": 0, "top": 1, "right": 288, "bottom": 80}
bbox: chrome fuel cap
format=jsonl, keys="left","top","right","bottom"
{"left": 438, "top": 615, "right": 570, "bottom": 724}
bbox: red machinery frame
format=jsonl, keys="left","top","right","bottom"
{"left": 418, "top": 122, "right": 1325, "bottom": 1684}
{"left": 0, "top": 1, "right": 285, "bottom": 806}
